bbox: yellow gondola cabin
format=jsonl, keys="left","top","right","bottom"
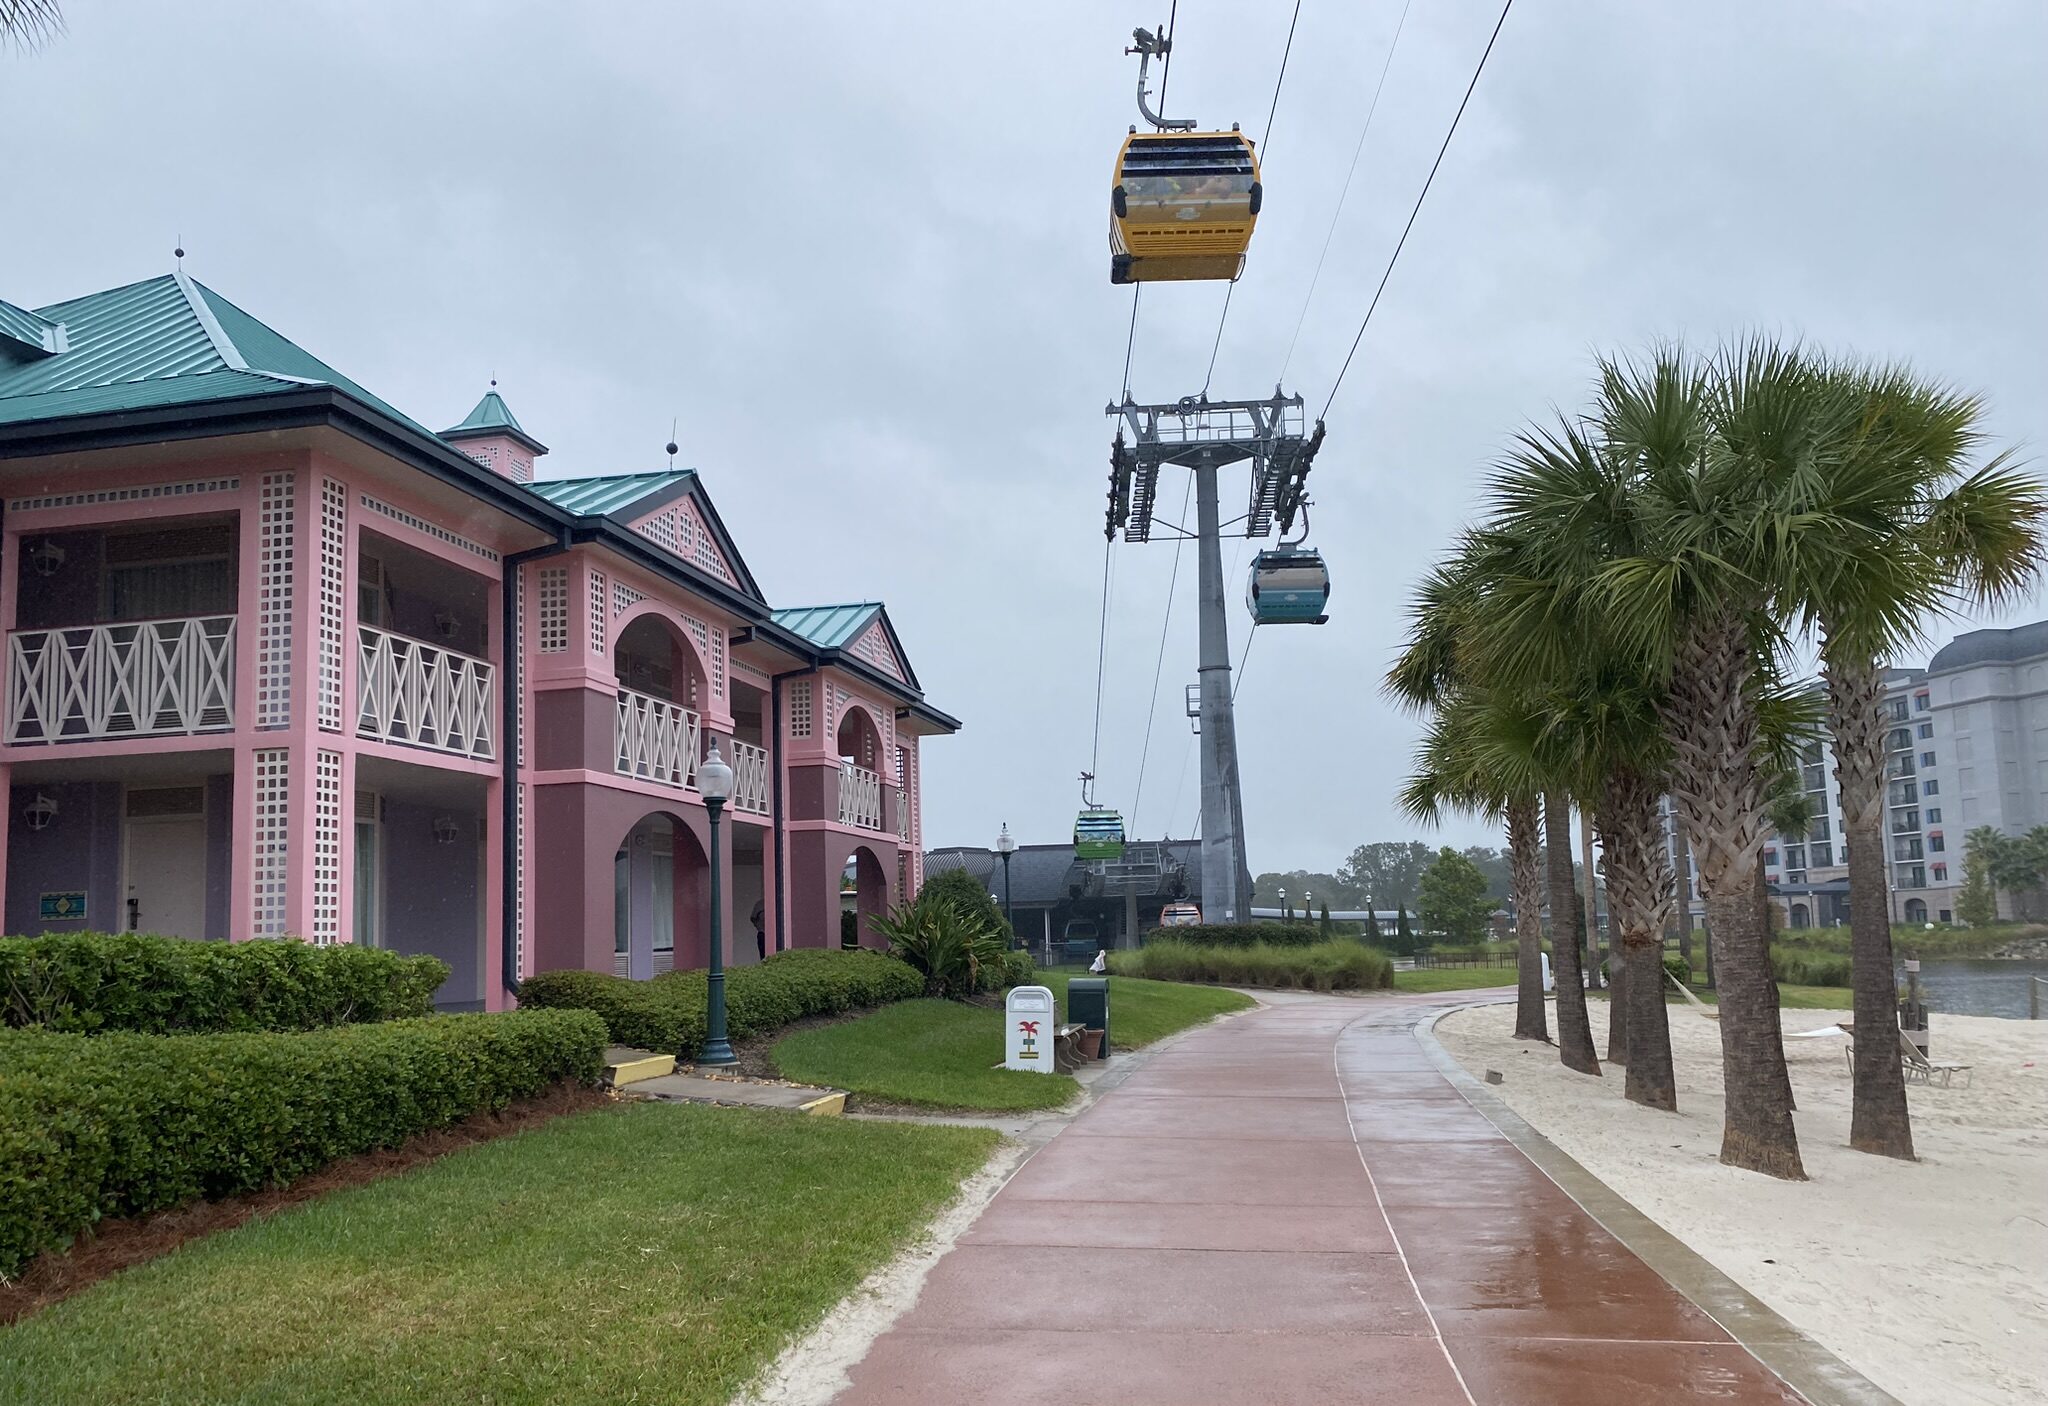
{"left": 1110, "top": 129, "right": 1262, "bottom": 285}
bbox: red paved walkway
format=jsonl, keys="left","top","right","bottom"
{"left": 836, "top": 993, "right": 1809, "bottom": 1406}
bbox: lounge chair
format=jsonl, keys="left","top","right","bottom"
{"left": 1840, "top": 1026, "right": 1973, "bottom": 1088}
{"left": 1898, "top": 1031, "right": 1973, "bottom": 1088}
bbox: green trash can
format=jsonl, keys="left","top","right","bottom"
{"left": 1068, "top": 977, "right": 1110, "bottom": 1057}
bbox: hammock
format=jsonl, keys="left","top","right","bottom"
{"left": 1665, "top": 967, "right": 1720, "bottom": 1020}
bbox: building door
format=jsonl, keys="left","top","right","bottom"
{"left": 124, "top": 789, "right": 208, "bottom": 939}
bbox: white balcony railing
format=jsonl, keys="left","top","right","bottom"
{"left": 6, "top": 615, "right": 236, "bottom": 744}
{"left": 357, "top": 625, "right": 496, "bottom": 760}
{"left": 616, "top": 686, "right": 701, "bottom": 789}
{"left": 731, "top": 739, "right": 771, "bottom": 815}
{"left": 896, "top": 786, "right": 910, "bottom": 841}
{"left": 839, "top": 761, "right": 884, "bottom": 830}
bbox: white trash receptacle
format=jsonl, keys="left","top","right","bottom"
{"left": 1541, "top": 951, "right": 1554, "bottom": 993}
{"left": 1004, "top": 984, "right": 1056, "bottom": 1073}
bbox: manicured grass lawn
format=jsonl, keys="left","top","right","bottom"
{"left": 0, "top": 1103, "right": 997, "bottom": 1406}
{"left": 1394, "top": 965, "right": 1517, "bottom": 993}
{"left": 1037, "top": 971, "right": 1253, "bottom": 1048}
{"left": 772, "top": 975, "right": 1253, "bottom": 1113}
{"left": 774, "top": 998, "right": 1082, "bottom": 1112}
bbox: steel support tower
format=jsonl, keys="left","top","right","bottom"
{"left": 1105, "top": 392, "right": 1324, "bottom": 924}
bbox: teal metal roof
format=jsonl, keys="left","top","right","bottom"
{"left": 771, "top": 603, "right": 883, "bottom": 649}
{"left": 445, "top": 390, "right": 524, "bottom": 436}
{"left": 0, "top": 299, "right": 61, "bottom": 359}
{"left": 442, "top": 388, "right": 548, "bottom": 454}
{"left": 526, "top": 469, "right": 696, "bottom": 517}
{"left": 0, "top": 273, "right": 433, "bottom": 438}
{"left": 0, "top": 370, "right": 303, "bottom": 427}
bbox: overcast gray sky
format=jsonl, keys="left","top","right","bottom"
{"left": 6, "top": 1, "right": 2044, "bottom": 870}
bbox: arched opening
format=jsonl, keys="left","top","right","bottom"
{"left": 841, "top": 845, "right": 890, "bottom": 950}
{"left": 837, "top": 704, "right": 883, "bottom": 773}
{"left": 836, "top": 705, "right": 886, "bottom": 830}
{"left": 613, "top": 812, "right": 710, "bottom": 978}
{"left": 1789, "top": 902, "right": 1811, "bottom": 930}
{"left": 1903, "top": 898, "right": 1927, "bottom": 925}
{"left": 615, "top": 614, "right": 707, "bottom": 712}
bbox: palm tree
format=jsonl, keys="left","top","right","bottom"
{"left": 1388, "top": 549, "right": 1552, "bottom": 1046}
{"left": 1478, "top": 344, "right": 1809, "bottom": 1176}
{"left": 1395, "top": 694, "right": 1549, "bottom": 1046}
{"left": 1777, "top": 359, "right": 2046, "bottom": 1159}
{"left": 1, "top": 0, "right": 61, "bottom": 46}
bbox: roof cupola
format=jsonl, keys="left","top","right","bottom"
{"left": 440, "top": 383, "right": 547, "bottom": 482}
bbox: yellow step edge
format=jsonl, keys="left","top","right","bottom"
{"left": 797, "top": 1091, "right": 846, "bottom": 1117}
{"left": 605, "top": 1054, "right": 677, "bottom": 1086}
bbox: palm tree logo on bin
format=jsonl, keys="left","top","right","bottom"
{"left": 1018, "top": 1019, "right": 1039, "bottom": 1058}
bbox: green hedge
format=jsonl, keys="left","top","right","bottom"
{"left": 1111, "top": 939, "right": 1394, "bottom": 991}
{"left": 1770, "top": 946, "right": 1852, "bottom": 988}
{"left": 0, "top": 1008, "right": 605, "bottom": 1277}
{"left": 0, "top": 932, "right": 449, "bottom": 1034}
{"left": 517, "top": 948, "right": 923, "bottom": 1059}
{"left": 1145, "top": 922, "right": 1325, "bottom": 949}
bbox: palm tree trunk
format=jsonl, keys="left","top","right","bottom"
{"left": 1599, "top": 771, "right": 1679, "bottom": 1109}
{"left": 1544, "top": 790, "right": 1600, "bottom": 1074}
{"left": 1677, "top": 825, "right": 1696, "bottom": 967}
{"left": 1662, "top": 610, "right": 1805, "bottom": 1179}
{"left": 1588, "top": 807, "right": 1627, "bottom": 1063}
{"left": 1580, "top": 811, "right": 1604, "bottom": 992}
{"left": 1507, "top": 797, "right": 1550, "bottom": 1042}
{"left": 1753, "top": 863, "right": 1796, "bottom": 1113}
{"left": 1825, "top": 642, "right": 1916, "bottom": 1159}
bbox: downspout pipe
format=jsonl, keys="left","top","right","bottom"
{"left": 500, "top": 528, "right": 573, "bottom": 1000}
{"left": 766, "top": 663, "right": 818, "bottom": 952}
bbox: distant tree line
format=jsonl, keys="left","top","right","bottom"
{"left": 1255, "top": 840, "right": 1600, "bottom": 921}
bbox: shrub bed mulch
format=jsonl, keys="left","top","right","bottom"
{"left": 0, "top": 1082, "right": 610, "bottom": 1324}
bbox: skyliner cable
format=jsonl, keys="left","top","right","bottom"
{"left": 1319, "top": 0, "right": 1514, "bottom": 421}
{"left": 1277, "top": 0, "right": 1415, "bottom": 385}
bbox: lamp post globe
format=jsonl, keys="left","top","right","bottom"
{"left": 994, "top": 823, "right": 1017, "bottom": 940}
{"left": 697, "top": 742, "right": 738, "bottom": 1068}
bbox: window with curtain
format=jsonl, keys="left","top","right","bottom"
{"left": 102, "top": 522, "right": 236, "bottom": 622}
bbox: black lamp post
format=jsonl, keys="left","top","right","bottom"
{"left": 698, "top": 741, "right": 738, "bottom": 1068}
{"left": 995, "top": 822, "right": 1017, "bottom": 938}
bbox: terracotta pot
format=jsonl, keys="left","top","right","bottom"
{"left": 1078, "top": 1028, "right": 1103, "bottom": 1060}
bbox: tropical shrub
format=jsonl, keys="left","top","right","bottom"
{"left": 917, "top": 866, "right": 1016, "bottom": 942}
{"left": 517, "top": 948, "right": 923, "bottom": 1057}
{"left": 0, "top": 1008, "right": 605, "bottom": 1277}
{"left": 1111, "top": 939, "right": 1394, "bottom": 992}
{"left": 869, "top": 894, "right": 1010, "bottom": 999}
{"left": 0, "top": 932, "right": 448, "bottom": 1034}
{"left": 1663, "top": 953, "right": 1692, "bottom": 987}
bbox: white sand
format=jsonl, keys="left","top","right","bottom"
{"left": 1435, "top": 1000, "right": 2048, "bottom": 1406}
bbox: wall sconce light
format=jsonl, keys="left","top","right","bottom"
{"left": 433, "top": 611, "right": 461, "bottom": 640}
{"left": 29, "top": 540, "right": 66, "bottom": 577}
{"left": 431, "top": 814, "right": 460, "bottom": 845}
{"left": 23, "top": 792, "right": 58, "bottom": 831}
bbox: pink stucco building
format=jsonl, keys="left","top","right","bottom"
{"left": 0, "top": 272, "right": 955, "bottom": 1008}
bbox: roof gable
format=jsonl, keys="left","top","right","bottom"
{"left": 526, "top": 469, "right": 764, "bottom": 602}
{"left": 772, "top": 602, "right": 923, "bottom": 693}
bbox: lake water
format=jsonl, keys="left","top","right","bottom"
{"left": 1898, "top": 957, "right": 2048, "bottom": 1020}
